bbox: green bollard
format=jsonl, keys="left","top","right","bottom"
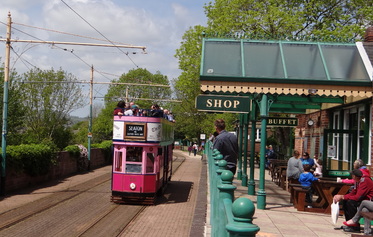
{"left": 217, "top": 170, "right": 236, "bottom": 236}
{"left": 217, "top": 159, "right": 227, "bottom": 176}
{"left": 226, "top": 198, "right": 260, "bottom": 237}
{"left": 215, "top": 154, "right": 223, "bottom": 167}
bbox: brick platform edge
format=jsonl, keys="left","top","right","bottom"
{"left": 189, "top": 156, "right": 208, "bottom": 237}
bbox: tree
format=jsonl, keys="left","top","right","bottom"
{"left": 19, "top": 68, "right": 84, "bottom": 149}
{"left": 82, "top": 68, "right": 172, "bottom": 144}
{"left": 105, "top": 68, "right": 172, "bottom": 108}
{"left": 0, "top": 64, "right": 27, "bottom": 145}
{"left": 204, "top": 0, "right": 373, "bottom": 40}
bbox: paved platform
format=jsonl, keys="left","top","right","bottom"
{"left": 0, "top": 150, "right": 358, "bottom": 237}
{"left": 233, "top": 165, "right": 354, "bottom": 237}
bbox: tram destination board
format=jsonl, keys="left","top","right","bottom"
{"left": 124, "top": 122, "right": 146, "bottom": 140}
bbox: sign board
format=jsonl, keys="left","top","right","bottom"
{"left": 196, "top": 95, "right": 250, "bottom": 113}
{"left": 327, "top": 170, "right": 350, "bottom": 177}
{"left": 328, "top": 145, "right": 336, "bottom": 158}
{"left": 113, "top": 121, "right": 125, "bottom": 140}
{"left": 200, "top": 134, "right": 206, "bottom": 140}
{"left": 267, "top": 117, "right": 298, "bottom": 127}
{"left": 147, "top": 122, "right": 162, "bottom": 141}
{"left": 124, "top": 123, "right": 146, "bottom": 140}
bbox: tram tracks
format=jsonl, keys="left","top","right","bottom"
{"left": 0, "top": 154, "right": 186, "bottom": 236}
{"left": 0, "top": 172, "right": 112, "bottom": 231}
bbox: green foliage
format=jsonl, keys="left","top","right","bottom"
{"left": 63, "top": 144, "right": 81, "bottom": 158}
{"left": 70, "top": 120, "right": 90, "bottom": 144}
{"left": 6, "top": 144, "right": 55, "bottom": 176}
{"left": 0, "top": 67, "right": 27, "bottom": 145}
{"left": 105, "top": 68, "right": 171, "bottom": 108}
{"left": 18, "top": 68, "right": 84, "bottom": 148}
{"left": 204, "top": 0, "right": 373, "bottom": 41}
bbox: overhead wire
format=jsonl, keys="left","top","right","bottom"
{"left": 12, "top": 22, "right": 131, "bottom": 46}
{"left": 60, "top": 0, "right": 139, "bottom": 68}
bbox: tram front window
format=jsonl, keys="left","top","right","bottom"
{"left": 126, "top": 147, "right": 143, "bottom": 162}
{"left": 125, "top": 147, "right": 143, "bottom": 173}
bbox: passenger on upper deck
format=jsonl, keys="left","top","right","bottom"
{"left": 113, "top": 101, "right": 125, "bottom": 116}
{"left": 150, "top": 104, "right": 163, "bottom": 117}
{"left": 163, "top": 109, "right": 175, "bottom": 122}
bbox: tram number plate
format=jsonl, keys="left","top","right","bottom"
{"left": 125, "top": 123, "right": 145, "bottom": 138}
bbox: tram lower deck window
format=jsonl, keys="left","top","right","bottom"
{"left": 126, "top": 164, "right": 142, "bottom": 173}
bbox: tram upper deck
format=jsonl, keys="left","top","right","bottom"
{"left": 113, "top": 115, "right": 174, "bottom": 146}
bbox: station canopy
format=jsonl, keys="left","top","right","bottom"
{"left": 199, "top": 39, "right": 373, "bottom": 113}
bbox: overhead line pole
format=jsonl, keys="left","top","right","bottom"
{"left": 87, "top": 66, "right": 93, "bottom": 171}
{"left": 1, "top": 12, "right": 11, "bottom": 195}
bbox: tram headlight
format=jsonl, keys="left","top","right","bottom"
{"left": 130, "top": 183, "right": 136, "bottom": 190}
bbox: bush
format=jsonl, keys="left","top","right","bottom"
{"left": 63, "top": 145, "right": 81, "bottom": 158}
{"left": 6, "top": 144, "right": 55, "bottom": 176}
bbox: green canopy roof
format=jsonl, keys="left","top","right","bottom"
{"left": 200, "top": 39, "right": 372, "bottom": 86}
{"left": 198, "top": 39, "right": 373, "bottom": 114}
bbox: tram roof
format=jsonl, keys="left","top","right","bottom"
{"left": 199, "top": 39, "right": 373, "bottom": 113}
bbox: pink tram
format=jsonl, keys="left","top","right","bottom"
{"left": 111, "top": 114, "right": 174, "bottom": 204}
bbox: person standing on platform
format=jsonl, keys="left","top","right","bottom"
{"left": 287, "top": 150, "right": 303, "bottom": 181}
{"left": 213, "top": 119, "right": 238, "bottom": 175}
{"left": 188, "top": 145, "right": 192, "bottom": 156}
{"left": 193, "top": 143, "right": 198, "bottom": 156}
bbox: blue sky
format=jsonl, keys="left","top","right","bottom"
{"left": 0, "top": 0, "right": 209, "bottom": 117}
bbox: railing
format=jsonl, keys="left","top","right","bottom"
{"left": 205, "top": 141, "right": 260, "bottom": 237}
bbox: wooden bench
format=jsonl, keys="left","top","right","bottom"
{"left": 289, "top": 183, "right": 308, "bottom": 211}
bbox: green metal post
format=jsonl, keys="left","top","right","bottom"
{"left": 237, "top": 114, "right": 244, "bottom": 180}
{"left": 257, "top": 94, "right": 268, "bottom": 209}
{"left": 87, "top": 66, "right": 93, "bottom": 171}
{"left": 248, "top": 101, "right": 256, "bottom": 195}
{"left": 1, "top": 13, "right": 11, "bottom": 196}
{"left": 241, "top": 113, "right": 248, "bottom": 187}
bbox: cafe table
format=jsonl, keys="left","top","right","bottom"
{"left": 311, "top": 178, "right": 352, "bottom": 214}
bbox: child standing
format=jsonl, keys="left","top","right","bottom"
{"left": 299, "top": 164, "right": 319, "bottom": 207}
{"left": 314, "top": 159, "right": 323, "bottom": 177}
